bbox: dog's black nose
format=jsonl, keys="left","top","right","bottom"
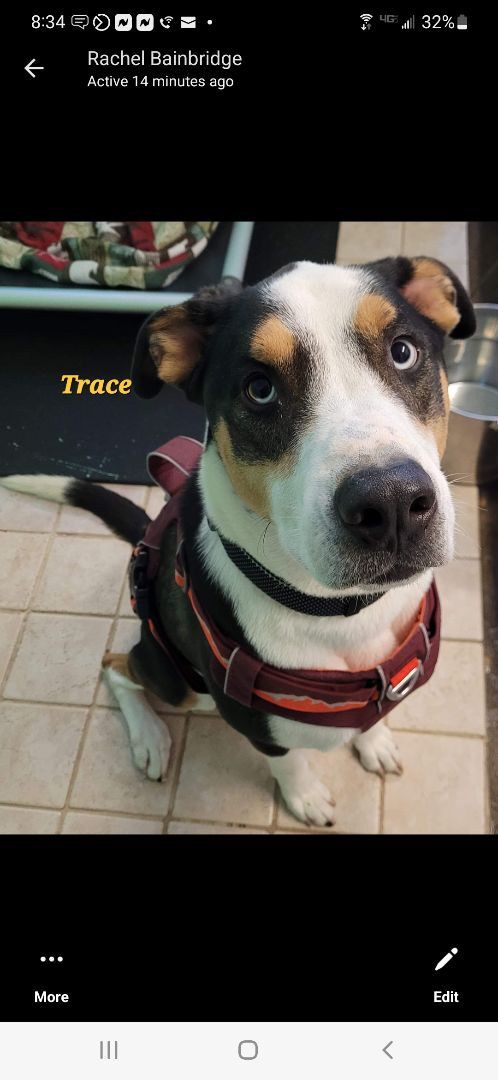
{"left": 334, "top": 460, "right": 437, "bottom": 549}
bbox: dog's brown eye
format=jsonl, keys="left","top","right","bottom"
{"left": 391, "top": 337, "right": 419, "bottom": 371}
{"left": 244, "top": 374, "right": 277, "bottom": 405}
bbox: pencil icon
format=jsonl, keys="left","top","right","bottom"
{"left": 435, "top": 947, "right": 458, "bottom": 971}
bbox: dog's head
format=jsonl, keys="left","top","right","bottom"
{"left": 132, "top": 257, "right": 475, "bottom": 592}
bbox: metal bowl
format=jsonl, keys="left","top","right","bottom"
{"left": 445, "top": 303, "right": 498, "bottom": 421}
{"left": 443, "top": 303, "right": 498, "bottom": 484}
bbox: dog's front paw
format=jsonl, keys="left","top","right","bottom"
{"left": 353, "top": 721, "right": 402, "bottom": 776}
{"left": 103, "top": 662, "right": 172, "bottom": 782}
{"left": 131, "top": 719, "right": 171, "bottom": 782}
{"left": 269, "top": 750, "right": 336, "bottom": 827}
{"left": 283, "top": 775, "right": 336, "bottom": 828}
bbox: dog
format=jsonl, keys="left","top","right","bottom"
{"left": 1, "top": 256, "right": 475, "bottom": 826}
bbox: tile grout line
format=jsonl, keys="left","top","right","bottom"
{"left": 0, "top": 504, "right": 63, "bottom": 701}
{"left": 378, "top": 774, "right": 386, "bottom": 835}
{"left": 0, "top": 528, "right": 129, "bottom": 538}
{"left": 0, "top": 799, "right": 374, "bottom": 833}
{"left": 390, "top": 728, "right": 486, "bottom": 740}
{"left": 0, "top": 798, "right": 163, "bottom": 821}
{"left": 160, "top": 713, "right": 275, "bottom": 836}
{"left": 483, "top": 729, "right": 492, "bottom": 834}
{"left": 268, "top": 783, "right": 280, "bottom": 834}
{"left": 0, "top": 694, "right": 195, "bottom": 714}
{"left": 168, "top": 813, "right": 274, "bottom": 833}
{"left": 160, "top": 712, "right": 192, "bottom": 835}
{"left": 57, "top": 558, "right": 133, "bottom": 833}
{"left": 0, "top": 607, "right": 131, "bottom": 620}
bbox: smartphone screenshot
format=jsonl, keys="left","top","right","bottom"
{"left": 1, "top": 6, "right": 496, "bottom": 1072}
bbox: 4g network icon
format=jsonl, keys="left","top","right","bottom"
{"left": 360, "top": 14, "right": 399, "bottom": 27}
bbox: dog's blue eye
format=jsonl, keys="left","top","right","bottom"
{"left": 390, "top": 337, "right": 419, "bottom": 371}
{"left": 244, "top": 375, "right": 277, "bottom": 405}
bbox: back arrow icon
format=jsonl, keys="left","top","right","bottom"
{"left": 382, "top": 1042, "right": 394, "bottom": 1060}
{"left": 25, "top": 59, "right": 44, "bottom": 78}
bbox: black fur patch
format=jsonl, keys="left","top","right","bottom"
{"left": 66, "top": 480, "right": 150, "bottom": 545}
{"left": 201, "top": 286, "right": 313, "bottom": 465}
{"left": 152, "top": 470, "right": 288, "bottom": 752}
{"left": 349, "top": 283, "right": 449, "bottom": 427}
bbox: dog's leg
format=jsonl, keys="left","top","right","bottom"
{"left": 269, "top": 749, "right": 336, "bottom": 827}
{"left": 102, "top": 653, "right": 171, "bottom": 781}
{"left": 353, "top": 721, "right": 403, "bottom": 776}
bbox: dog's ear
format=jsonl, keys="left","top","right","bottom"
{"left": 131, "top": 277, "right": 243, "bottom": 402}
{"left": 365, "top": 255, "right": 475, "bottom": 339}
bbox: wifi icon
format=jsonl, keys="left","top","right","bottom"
{"left": 360, "top": 12, "right": 374, "bottom": 28}
{"left": 160, "top": 15, "right": 174, "bottom": 28}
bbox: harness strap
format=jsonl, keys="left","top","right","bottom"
{"left": 147, "top": 435, "right": 204, "bottom": 494}
{"left": 129, "top": 436, "right": 442, "bottom": 732}
{"left": 174, "top": 537, "right": 440, "bottom": 730}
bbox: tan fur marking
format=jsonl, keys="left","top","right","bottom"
{"left": 354, "top": 294, "right": 396, "bottom": 340}
{"left": 214, "top": 417, "right": 292, "bottom": 517}
{"left": 417, "top": 370, "right": 450, "bottom": 458}
{"left": 402, "top": 258, "right": 460, "bottom": 334}
{"left": 433, "top": 369, "right": 450, "bottom": 457}
{"left": 102, "top": 652, "right": 136, "bottom": 680}
{"left": 251, "top": 315, "right": 295, "bottom": 367}
{"left": 426, "top": 416, "right": 449, "bottom": 458}
{"left": 440, "top": 366, "right": 450, "bottom": 416}
{"left": 180, "top": 687, "right": 201, "bottom": 710}
{"left": 413, "top": 258, "right": 456, "bottom": 300}
{"left": 149, "top": 309, "right": 204, "bottom": 385}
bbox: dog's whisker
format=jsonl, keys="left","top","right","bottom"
{"left": 453, "top": 525, "right": 474, "bottom": 543}
{"left": 256, "top": 518, "right": 272, "bottom": 556}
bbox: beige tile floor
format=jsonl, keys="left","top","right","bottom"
{"left": 0, "top": 221, "right": 488, "bottom": 835}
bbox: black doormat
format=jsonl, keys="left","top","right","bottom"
{"left": 1, "top": 308, "right": 205, "bottom": 483}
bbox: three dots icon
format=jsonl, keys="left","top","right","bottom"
{"left": 40, "top": 955, "right": 63, "bottom": 963}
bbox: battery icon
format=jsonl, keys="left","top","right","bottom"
{"left": 457, "top": 14, "right": 468, "bottom": 29}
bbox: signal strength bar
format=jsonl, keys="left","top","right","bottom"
{"left": 401, "top": 14, "right": 415, "bottom": 28}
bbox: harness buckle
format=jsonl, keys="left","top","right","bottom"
{"left": 386, "top": 660, "right": 422, "bottom": 702}
{"left": 130, "top": 546, "right": 151, "bottom": 620}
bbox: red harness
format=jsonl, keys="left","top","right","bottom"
{"left": 129, "top": 436, "right": 441, "bottom": 733}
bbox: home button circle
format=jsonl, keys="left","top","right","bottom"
{"left": 238, "top": 1040, "right": 259, "bottom": 1061}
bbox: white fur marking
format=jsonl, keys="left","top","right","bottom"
{"left": 353, "top": 721, "right": 403, "bottom": 775}
{"left": 0, "top": 474, "right": 70, "bottom": 502}
{"left": 103, "top": 666, "right": 171, "bottom": 781}
{"left": 268, "top": 714, "right": 357, "bottom": 753}
{"left": 269, "top": 749, "right": 336, "bottom": 827}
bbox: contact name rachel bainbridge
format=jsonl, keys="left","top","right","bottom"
{"left": 87, "top": 51, "right": 243, "bottom": 71}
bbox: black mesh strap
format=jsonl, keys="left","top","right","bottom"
{"left": 209, "top": 522, "right": 383, "bottom": 618}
